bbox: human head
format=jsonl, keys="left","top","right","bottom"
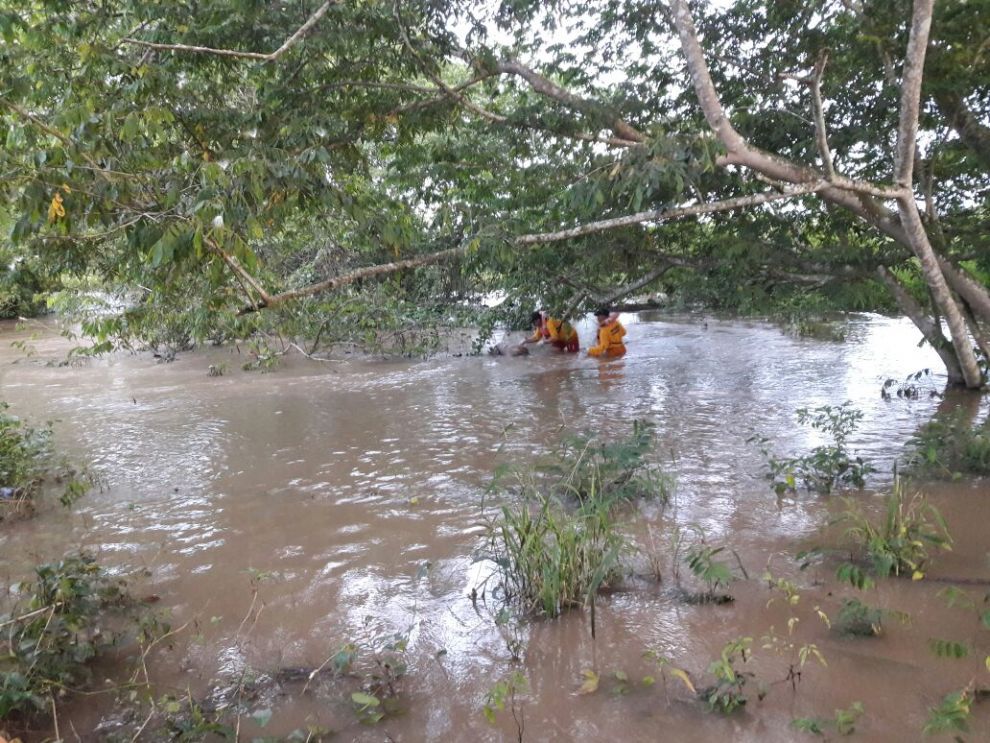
{"left": 530, "top": 310, "right": 543, "bottom": 327}
{"left": 594, "top": 307, "right": 611, "bottom": 324}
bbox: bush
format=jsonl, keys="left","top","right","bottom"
{"left": 0, "top": 554, "right": 130, "bottom": 720}
{"left": 535, "top": 419, "right": 673, "bottom": 505}
{"left": 480, "top": 424, "right": 669, "bottom": 619}
{"left": 0, "top": 403, "right": 89, "bottom": 520}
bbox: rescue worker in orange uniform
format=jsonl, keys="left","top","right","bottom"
{"left": 588, "top": 307, "right": 626, "bottom": 358}
{"left": 520, "top": 311, "right": 580, "bottom": 353}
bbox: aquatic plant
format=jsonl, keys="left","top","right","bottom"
{"left": 792, "top": 701, "right": 864, "bottom": 736}
{"left": 699, "top": 637, "right": 753, "bottom": 714}
{"left": 838, "top": 480, "right": 952, "bottom": 579}
{"left": 672, "top": 525, "right": 742, "bottom": 603}
{"left": 484, "top": 491, "right": 626, "bottom": 620}
{"left": 0, "top": 554, "right": 130, "bottom": 720}
{"left": 0, "top": 402, "right": 90, "bottom": 520}
{"left": 924, "top": 686, "right": 973, "bottom": 735}
{"left": 905, "top": 408, "right": 990, "bottom": 478}
{"left": 755, "top": 403, "right": 873, "bottom": 495}
{"left": 683, "top": 544, "right": 735, "bottom": 601}
{"left": 538, "top": 419, "right": 673, "bottom": 505}
{"left": 482, "top": 670, "right": 527, "bottom": 741}
{"left": 833, "top": 598, "right": 886, "bottom": 637}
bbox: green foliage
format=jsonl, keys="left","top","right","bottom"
{"left": 792, "top": 701, "right": 864, "bottom": 737}
{"left": 923, "top": 688, "right": 972, "bottom": 735}
{"left": 700, "top": 638, "right": 753, "bottom": 715}
{"left": 756, "top": 404, "right": 873, "bottom": 495}
{"left": 0, "top": 554, "right": 130, "bottom": 719}
{"left": 0, "top": 402, "right": 90, "bottom": 518}
{"left": 684, "top": 545, "right": 735, "bottom": 600}
{"left": 482, "top": 671, "right": 528, "bottom": 725}
{"left": 838, "top": 480, "right": 952, "bottom": 579}
{"left": 834, "top": 563, "right": 875, "bottom": 591}
{"left": 906, "top": 408, "right": 990, "bottom": 478}
{"left": 160, "top": 693, "right": 236, "bottom": 740}
{"left": 484, "top": 491, "right": 626, "bottom": 619}
{"left": 834, "top": 598, "right": 885, "bottom": 637}
{"left": 928, "top": 638, "right": 969, "bottom": 660}
{"left": 479, "top": 424, "right": 671, "bottom": 619}
{"left": 536, "top": 420, "right": 673, "bottom": 505}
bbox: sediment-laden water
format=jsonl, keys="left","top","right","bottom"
{"left": 1, "top": 313, "right": 988, "bottom": 741}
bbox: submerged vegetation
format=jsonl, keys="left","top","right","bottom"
{"left": 837, "top": 480, "right": 953, "bottom": 580}
{"left": 0, "top": 402, "right": 89, "bottom": 521}
{"left": 755, "top": 403, "right": 874, "bottom": 495}
{"left": 481, "top": 422, "right": 667, "bottom": 621}
{"left": 0, "top": 554, "right": 130, "bottom": 720}
{"left": 906, "top": 408, "right": 990, "bottom": 478}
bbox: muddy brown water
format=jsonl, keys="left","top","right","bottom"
{"left": 2, "top": 313, "right": 989, "bottom": 741}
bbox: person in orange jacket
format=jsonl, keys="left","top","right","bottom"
{"left": 519, "top": 310, "right": 580, "bottom": 353}
{"left": 588, "top": 307, "right": 626, "bottom": 358}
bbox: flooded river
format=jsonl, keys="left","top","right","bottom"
{"left": 2, "top": 313, "right": 989, "bottom": 741}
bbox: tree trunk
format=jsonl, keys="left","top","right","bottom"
{"left": 877, "top": 266, "right": 964, "bottom": 386}
{"left": 895, "top": 202, "right": 983, "bottom": 387}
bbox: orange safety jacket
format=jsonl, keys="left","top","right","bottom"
{"left": 588, "top": 321, "right": 626, "bottom": 358}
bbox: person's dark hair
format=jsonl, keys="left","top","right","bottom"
{"left": 530, "top": 311, "right": 543, "bottom": 325}
{"left": 594, "top": 307, "right": 611, "bottom": 318}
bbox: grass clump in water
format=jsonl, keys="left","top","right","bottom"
{"left": 482, "top": 422, "right": 670, "bottom": 620}
{"left": 905, "top": 409, "right": 990, "bottom": 478}
{"left": 485, "top": 492, "right": 626, "bottom": 619}
{"left": 536, "top": 419, "right": 673, "bottom": 505}
{"left": 837, "top": 479, "right": 952, "bottom": 580}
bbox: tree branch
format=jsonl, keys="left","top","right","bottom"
{"left": 236, "top": 244, "right": 466, "bottom": 315}
{"left": 494, "top": 60, "right": 647, "bottom": 144}
{"left": 514, "top": 181, "right": 829, "bottom": 245}
{"left": 121, "top": 1, "right": 338, "bottom": 61}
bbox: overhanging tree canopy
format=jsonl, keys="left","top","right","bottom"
{"left": 1, "top": 0, "right": 987, "bottom": 384}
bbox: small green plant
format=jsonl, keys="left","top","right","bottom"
{"left": 924, "top": 686, "right": 972, "bottom": 735}
{"left": 482, "top": 671, "right": 527, "bottom": 741}
{"left": 684, "top": 544, "right": 735, "bottom": 602}
{"left": 838, "top": 479, "right": 952, "bottom": 579}
{"left": 906, "top": 408, "right": 990, "bottom": 477}
{"left": 700, "top": 637, "right": 753, "bottom": 714}
{"left": 834, "top": 598, "right": 885, "bottom": 636}
{"left": 792, "top": 701, "right": 864, "bottom": 736}
{"left": 672, "top": 526, "right": 742, "bottom": 602}
{"left": 755, "top": 403, "right": 873, "bottom": 495}
{"left": 0, "top": 554, "right": 130, "bottom": 719}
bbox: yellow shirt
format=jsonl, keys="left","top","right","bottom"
{"left": 546, "top": 318, "right": 577, "bottom": 343}
{"left": 588, "top": 321, "right": 626, "bottom": 357}
{"left": 530, "top": 317, "right": 576, "bottom": 343}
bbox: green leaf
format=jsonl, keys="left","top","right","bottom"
{"left": 351, "top": 692, "right": 380, "bottom": 708}
{"left": 251, "top": 708, "right": 273, "bottom": 727}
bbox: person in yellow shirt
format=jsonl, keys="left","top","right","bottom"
{"left": 519, "top": 310, "right": 580, "bottom": 353}
{"left": 588, "top": 307, "right": 626, "bottom": 358}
